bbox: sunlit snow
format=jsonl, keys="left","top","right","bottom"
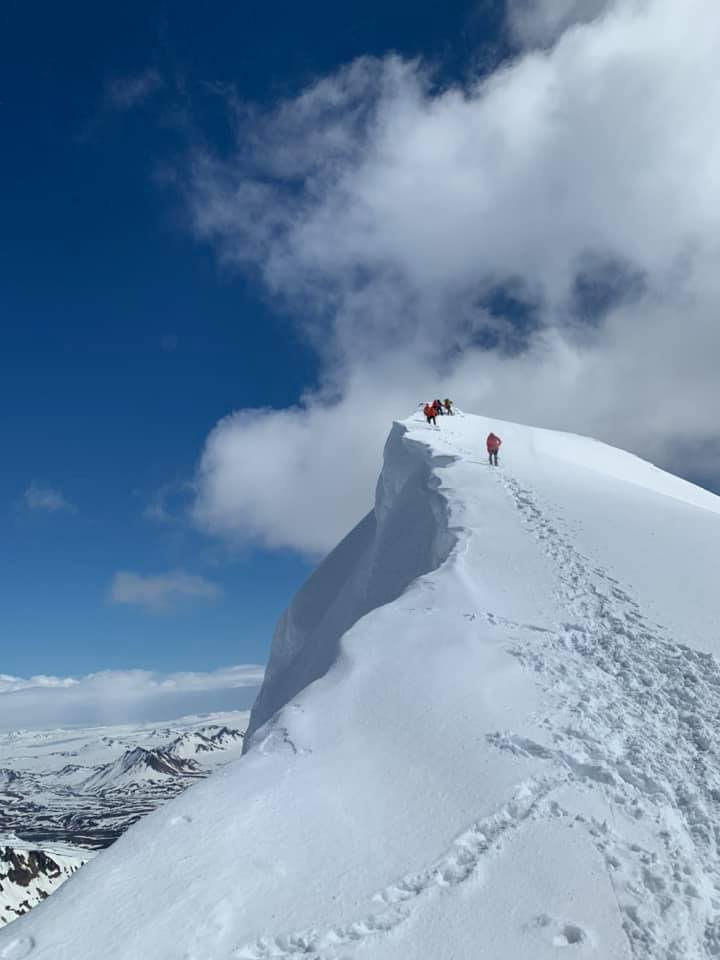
{"left": 2, "top": 411, "right": 720, "bottom": 960}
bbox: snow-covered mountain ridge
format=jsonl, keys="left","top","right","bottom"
{"left": 0, "top": 714, "right": 247, "bottom": 853}
{"left": 3, "top": 411, "right": 720, "bottom": 960}
{"left": 0, "top": 713, "right": 248, "bottom": 930}
{"left": 79, "top": 746, "right": 202, "bottom": 792}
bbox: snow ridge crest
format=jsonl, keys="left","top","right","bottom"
{"left": 244, "top": 422, "right": 457, "bottom": 749}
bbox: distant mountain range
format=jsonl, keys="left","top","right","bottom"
{"left": 0, "top": 711, "right": 247, "bottom": 926}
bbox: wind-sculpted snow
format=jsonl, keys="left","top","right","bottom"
{"left": 2, "top": 412, "right": 720, "bottom": 959}
{"left": 245, "top": 422, "right": 457, "bottom": 746}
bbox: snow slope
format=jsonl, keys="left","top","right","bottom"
{"left": 3, "top": 412, "right": 720, "bottom": 960}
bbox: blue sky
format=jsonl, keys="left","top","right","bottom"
{"left": 0, "top": 0, "right": 507, "bottom": 678}
{"left": 4, "top": 0, "right": 720, "bottom": 692}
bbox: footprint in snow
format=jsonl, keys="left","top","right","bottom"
{"left": 0, "top": 938, "right": 35, "bottom": 960}
{"left": 524, "top": 915, "right": 590, "bottom": 949}
{"left": 553, "top": 924, "right": 587, "bottom": 947}
{"left": 170, "top": 814, "right": 193, "bottom": 825}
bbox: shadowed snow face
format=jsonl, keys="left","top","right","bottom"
{"left": 188, "top": 0, "right": 720, "bottom": 555}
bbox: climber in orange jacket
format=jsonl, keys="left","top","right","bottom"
{"left": 486, "top": 432, "right": 502, "bottom": 466}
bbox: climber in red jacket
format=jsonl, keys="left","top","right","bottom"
{"left": 424, "top": 403, "right": 438, "bottom": 426}
{"left": 486, "top": 432, "right": 502, "bottom": 466}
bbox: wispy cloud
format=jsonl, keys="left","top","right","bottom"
{"left": 110, "top": 570, "right": 221, "bottom": 612}
{"left": 507, "top": 0, "right": 614, "bottom": 46}
{"left": 24, "top": 481, "right": 75, "bottom": 513}
{"left": 141, "top": 480, "right": 192, "bottom": 525}
{"left": 0, "top": 666, "right": 264, "bottom": 729}
{"left": 108, "top": 68, "right": 164, "bottom": 110}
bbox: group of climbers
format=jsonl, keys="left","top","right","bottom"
{"left": 422, "top": 398, "right": 454, "bottom": 425}
{"left": 420, "top": 399, "right": 502, "bottom": 466}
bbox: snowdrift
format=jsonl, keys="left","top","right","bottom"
{"left": 3, "top": 412, "right": 720, "bottom": 960}
{"left": 245, "top": 422, "right": 456, "bottom": 745}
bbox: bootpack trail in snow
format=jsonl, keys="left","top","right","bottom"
{"left": 234, "top": 777, "right": 562, "bottom": 959}
{"left": 3, "top": 413, "right": 720, "bottom": 960}
{"left": 232, "top": 422, "right": 720, "bottom": 960}
{"left": 488, "top": 470, "right": 720, "bottom": 960}
{"left": 451, "top": 424, "right": 720, "bottom": 960}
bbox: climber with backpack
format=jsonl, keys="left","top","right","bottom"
{"left": 486, "top": 432, "right": 502, "bottom": 466}
{"left": 424, "top": 403, "right": 438, "bottom": 427}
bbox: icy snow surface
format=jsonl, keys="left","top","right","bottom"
{"left": 3, "top": 412, "right": 720, "bottom": 960}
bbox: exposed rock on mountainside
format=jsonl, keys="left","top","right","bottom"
{"left": 81, "top": 747, "right": 201, "bottom": 793}
{"left": 0, "top": 845, "right": 89, "bottom": 927}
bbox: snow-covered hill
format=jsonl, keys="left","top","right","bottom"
{"left": 3, "top": 412, "right": 720, "bottom": 960}
{"left": 168, "top": 726, "right": 244, "bottom": 759}
{"left": 80, "top": 746, "right": 201, "bottom": 792}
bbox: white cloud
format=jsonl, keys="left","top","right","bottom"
{"left": 507, "top": 0, "right": 616, "bottom": 46}
{"left": 110, "top": 571, "right": 221, "bottom": 612}
{"left": 194, "top": 391, "right": 392, "bottom": 555}
{"left": 24, "top": 481, "right": 74, "bottom": 513}
{"left": 0, "top": 666, "right": 264, "bottom": 730}
{"left": 185, "top": 0, "right": 720, "bottom": 555}
{"left": 108, "top": 68, "right": 164, "bottom": 110}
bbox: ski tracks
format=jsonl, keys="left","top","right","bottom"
{"left": 493, "top": 471, "right": 720, "bottom": 960}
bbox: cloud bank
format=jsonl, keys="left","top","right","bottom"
{"left": 187, "top": 0, "right": 720, "bottom": 555}
{"left": 0, "top": 665, "right": 263, "bottom": 730}
{"left": 110, "top": 571, "right": 221, "bottom": 612}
